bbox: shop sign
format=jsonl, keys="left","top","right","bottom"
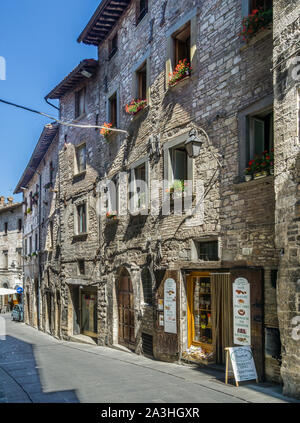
{"left": 227, "top": 346, "right": 258, "bottom": 384}
{"left": 233, "top": 277, "right": 251, "bottom": 346}
{"left": 164, "top": 278, "right": 177, "bottom": 334}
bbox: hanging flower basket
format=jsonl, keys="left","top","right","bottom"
{"left": 100, "top": 122, "right": 113, "bottom": 140}
{"left": 241, "top": 7, "right": 273, "bottom": 43}
{"left": 125, "top": 99, "right": 147, "bottom": 115}
{"left": 168, "top": 59, "right": 192, "bottom": 87}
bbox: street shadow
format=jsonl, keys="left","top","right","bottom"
{"left": 0, "top": 334, "right": 79, "bottom": 403}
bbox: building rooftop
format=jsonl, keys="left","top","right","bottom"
{"left": 14, "top": 123, "right": 59, "bottom": 194}
{"left": 45, "top": 59, "right": 98, "bottom": 100}
{"left": 77, "top": 0, "right": 131, "bottom": 46}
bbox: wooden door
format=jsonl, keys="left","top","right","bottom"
{"left": 118, "top": 275, "right": 135, "bottom": 349}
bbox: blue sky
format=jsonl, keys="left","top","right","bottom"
{"left": 0, "top": 1, "right": 99, "bottom": 201}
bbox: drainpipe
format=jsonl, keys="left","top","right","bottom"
{"left": 44, "top": 97, "right": 60, "bottom": 111}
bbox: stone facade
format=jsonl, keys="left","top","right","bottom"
{"left": 0, "top": 198, "right": 22, "bottom": 309}
{"left": 19, "top": 0, "right": 300, "bottom": 398}
{"left": 273, "top": 0, "right": 300, "bottom": 399}
{"left": 16, "top": 128, "right": 61, "bottom": 336}
{"left": 51, "top": 0, "right": 279, "bottom": 382}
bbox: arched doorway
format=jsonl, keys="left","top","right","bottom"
{"left": 117, "top": 269, "right": 135, "bottom": 349}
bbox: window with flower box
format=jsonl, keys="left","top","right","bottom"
{"left": 165, "top": 8, "right": 197, "bottom": 88}
{"left": 238, "top": 97, "right": 274, "bottom": 180}
{"left": 241, "top": 0, "right": 273, "bottom": 43}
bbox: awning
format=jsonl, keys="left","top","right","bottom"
{"left": 0, "top": 288, "right": 17, "bottom": 296}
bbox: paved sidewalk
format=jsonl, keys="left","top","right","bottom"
{"left": 0, "top": 315, "right": 298, "bottom": 403}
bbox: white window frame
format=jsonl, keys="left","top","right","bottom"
{"left": 129, "top": 156, "right": 150, "bottom": 214}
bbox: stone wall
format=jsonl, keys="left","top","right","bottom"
{"left": 0, "top": 200, "right": 22, "bottom": 308}
{"left": 273, "top": 0, "right": 300, "bottom": 399}
{"left": 47, "top": 0, "right": 280, "bottom": 382}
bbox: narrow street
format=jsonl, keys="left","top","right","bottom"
{"left": 0, "top": 315, "right": 296, "bottom": 404}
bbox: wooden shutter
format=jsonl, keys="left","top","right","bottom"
{"left": 230, "top": 268, "right": 264, "bottom": 381}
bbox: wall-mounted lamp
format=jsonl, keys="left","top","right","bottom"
{"left": 184, "top": 129, "right": 204, "bottom": 159}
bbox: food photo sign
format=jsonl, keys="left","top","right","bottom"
{"left": 233, "top": 277, "right": 251, "bottom": 345}
{"left": 164, "top": 278, "right": 177, "bottom": 334}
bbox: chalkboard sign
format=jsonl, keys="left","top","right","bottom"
{"left": 225, "top": 346, "right": 258, "bottom": 387}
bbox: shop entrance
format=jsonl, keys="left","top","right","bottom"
{"left": 117, "top": 271, "right": 135, "bottom": 349}
{"left": 187, "top": 272, "right": 232, "bottom": 364}
{"left": 80, "top": 288, "right": 98, "bottom": 339}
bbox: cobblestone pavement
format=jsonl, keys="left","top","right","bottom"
{"left": 0, "top": 314, "right": 298, "bottom": 403}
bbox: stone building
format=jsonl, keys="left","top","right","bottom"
{"left": 20, "top": 0, "right": 300, "bottom": 397}
{"left": 273, "top": 0, "right": 300, "bottom": 399}
{"left": 14, "top": 124, "right": 60, "bottom": 335}
{"left": 40, "top": 0, "right": 280, "bottom": 384}
{"left": 0, "top": 197, "right": 23, "bottom": 310}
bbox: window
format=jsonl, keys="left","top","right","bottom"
{"left": 245, "top": 109, "right": 274, "bottom": 167}
{"left": 108, "top": 92, "right": 118, "bottom": 128}
{"left": 170, "top": 145, "right": 188, "bottom": 182}
{"left": 136, "top": 0, "right": 148, "bottom": 25}
{"left": 163, "top": 133, "right": 194, "bottom": 195}
{"left": 166, "top": 12, "right": 197, "bottom": 88}
{"left": 78, "top": 260, "right": 85, "bottom": 275}
{"left": 3, "top": 251, "right": 8, "bottom": 269}
{"left": 4, "top": 222, "right": 8, "bottom": 235}
{"left": 24, "top": 238, "right": 27, "bottom": 256}
{"left": 17, "top": 249, "right": 22, "bottom": 267}
{"left": 109, "top": 33, "right": 118, "bottom": 60}
{"left": 107, "top": 176, "right": 119, "bottom": 215}
{"left": 141, "top": 267, "right": 152, "bottom": 305}
{"left": 173, "top": 22, "right": 191, "bottom": 67}
{"left": 75, "top": 144, "right": 87, "bottom": 174}
{"left": 35, "top": 233, "right": 38, "bottom": 252}
{"left": 50, "top": 220, "right": 54, "bottom": 249}
{"left": 195, "top": 241, "right": 219, "bottom": 261}
{"left": 250, "top": 0, "right": 272, "bottom": 13}
{"left": 29, "top": 236, "right": 32, "bottom": 254}
{"left": 77, "top": 204, "right": 87, "bottom": 234}
{"left": 18, "top": 219, "right": 22, "bottom": 232}
{"left": 49, "top": 162, "right": 54, "bottom": 186}
{"left": 129, "top": 159, "right": 149, "bottom": 213}
{"left": 75, "top": 87, "right": 86, "bottom": 118}
{"left": 136, "top": 63, "right": 147, "bottom": 100}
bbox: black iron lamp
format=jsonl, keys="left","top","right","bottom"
{"left": 185, "top": 128, "right": 204, "bottom": 158}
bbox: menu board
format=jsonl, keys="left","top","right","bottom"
{"left": 164, "top": 278, "right": 177, "bottom": 334}
{"left": 228, "top": 346, "right": 258, "bottom": 383}
{"left": 233, "top": 277, "right": 251, "bottom": 346}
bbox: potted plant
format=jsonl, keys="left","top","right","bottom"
{"left": 168, "top": 59, "right": 192, "bottom": 87}
{"left": 100, "top": 122, "right": 113, "bottom": 140}
{"left": 125, "top": 99, "right": 147, "bottom": 115}
{"left": 106, "top": 210, "right": 118, "bottom": 220}
{"left": 241, "top": 7, "right": 273, "bottom": 43}
{"left": 44, "top": 182, "right": 52, "bottom": 190}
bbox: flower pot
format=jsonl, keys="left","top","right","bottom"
{"left": 245, "top": 175, "right": 252, "bottom": 182}
{"left": 254, "top": 171, "right": 267, "bottom": 180}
